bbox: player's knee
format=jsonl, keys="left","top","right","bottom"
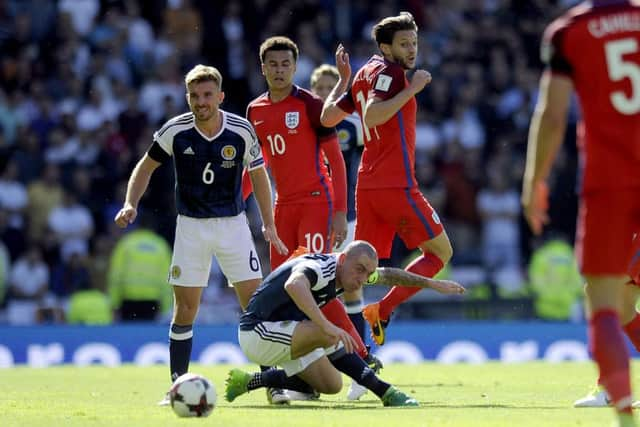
{"left": 174, "top": 300, "right": 200, "bottom": 321}
{"left": 319, "top": 334, "right": 339, "bottom": 349}
{"left": 315, "top": 375, "right": 342, "bottom": 395}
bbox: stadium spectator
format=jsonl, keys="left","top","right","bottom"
{"left": 113, "top": 64, "right": 286, "bottom": 404}
{"left": 57, "top": 0, "right": 99, "bottom": 38}
{"left": 49, "top": 251, "right": 91, "bottom": 304}
{"left": 6, "top": 245, "right": 49, "bottom": 325}
{"left": 477, "top": 165, "right": 521, "bottom": 274}
{"left": 528, "top": 237, "right": 583, "bottom": 321}
{"left": 47, "top": 188, "right": 94, "bottom": 262}
{"left": 0, "top": 209, "right": 25, "bottom": 263}
{"left": 107, "top": 215, "right": 172, "bottom": 321}
{"left": 66, "top": 277, "right": 112, "bottom": 325}
{"left": 0, "top": 158, "right": 28, "bottom": 228}
{"left": 0, "top": 240, "right": 9, "bottom": 316}
{"left": 521, "top": 1, "right": 640, "bottom": 424}
{"left": 321, "top": 12, "right": 453, "bottom": 346}
{"left": 26, "top": 162, "right": 64, "bottom": 243}
{"left": 10, "top": 128, "right": 42, "bottom": 184}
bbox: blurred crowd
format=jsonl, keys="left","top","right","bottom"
{"left": 0, "top": 0, "right": 585, "bottom": 325}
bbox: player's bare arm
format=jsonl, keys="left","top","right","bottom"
{"left": 522, "top": 71, "right": 573, "bottom": 235}
{"left": 363, "top": 70, "right": 431, "bottom": 128}
{"left": 320, "top": 44, "right": 352, "bottom": 127}
{"left": 114, "top": 154, "right": 160, "bottom": 228}
{"left": 367, "top": 267, "right": 465, "bottom": 295}
{"left": 284, "top": 271, "right": 356, "bottom": 353}
{"left": 248, "top": 167, "right": 288, "bottom": 255}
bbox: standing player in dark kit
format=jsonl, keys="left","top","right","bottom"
{"left": 114, "top": 64, "right": 287, "bottom": 405}
{"left": 224, "top": 240, "right": 464, "bottom": 406}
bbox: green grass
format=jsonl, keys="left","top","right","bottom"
{"left": 0, "top": 362, "right": 634, "bottom": 426}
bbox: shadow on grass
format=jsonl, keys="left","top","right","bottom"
{"left": 422, "top": 403, "right": 567, "bottom": 410}
{"left": 229, "top": 404, "right": 382, "bottom": 410}
{"left": 225, "top": 401, "right": 566, "bottom": 411}
{"left": 393, "top": 383, "right": 465, "bottom": 388}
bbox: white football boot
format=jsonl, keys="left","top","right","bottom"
{"left": 574, "top": 386, "right": 610, "bottom": 407}
{"left": 266, "top": 387, "right": 291, "bottom": 405}
{"left": 157, "top": 392, "right": 171, "bottom": 406}
{"left": 347, "top": 381, "right": 368, "bottom": 401}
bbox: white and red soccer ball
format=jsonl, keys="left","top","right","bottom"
{"left": 169, "top": 373, "right": 216, "bottom": 417}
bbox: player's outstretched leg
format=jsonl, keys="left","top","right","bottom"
{"left": 381, "top": 386, "right": 419, "bottom": 407}
{"left": 260, "top": 366, "right": 290, "bottom": 405}
{"left": 347, "top": 348, "right": 383, "bottom": 401}
{"left": 329, "top": 349, "right": 417, "bottom": 406}
{"left": 226, "top": 367, "right": 315, "bottom": 404}
{"left": 225, "top": 369, "right": 252, "bottom": 402}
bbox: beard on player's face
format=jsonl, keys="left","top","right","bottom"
{"left": 394, "top": 55, "right": 414, "bottom": 70}
{"left": 389, "top": 47, "right": 416, "bottom": 70}
{"left": 191, "top": 104, "right": 216, "bottom": 122}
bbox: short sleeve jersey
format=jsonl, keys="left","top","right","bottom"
{"left": 150, "top": 111, "right": 264, "bottom": 217}
{"left": 247, "top": 86, "right": 338, "bottom": 205}
{"left": 337, "top": 55, "right": 418, "bottom": 190}
{"left": 542, "top": 0, "right": 640, "bottom": 191}
{"left": 239, "top": 253, "right": 340, "bottom": 330}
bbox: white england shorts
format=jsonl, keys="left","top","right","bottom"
{"left": 238, "top": 321, "right": 341, "bottom": 376}
{"left": 169, "top": 213, "right": 262, "bottom": 287}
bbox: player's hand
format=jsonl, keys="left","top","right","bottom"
{"left": 332, "top": 211, "right": 348, "bottom": 249}
{"left": 262, "top": 223, "right": 289, "bottom": 256}
{"left": 322, "top": 322, "right": 357, "bottom": 354}
{"left": 114, "top": 204, "right": 137, "bottom": 228}
{"left": 522, "top": 181, "right": 549, "bottom": 236}
{"left": 427, "top": 279, "right": 465, "bottom": 295}
{"left": 335, "top": 44, "right": 351, "bottom": 81}
{"left": 409, "top": 69, "right": 432, "bottom": 94}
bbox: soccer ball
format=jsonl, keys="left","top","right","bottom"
{"left": 169, "top": 373, "right": 216, "bottom": 417}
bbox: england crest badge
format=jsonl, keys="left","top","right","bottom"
{"left": 285, "top": 112, "right": 299, "bottom": 129}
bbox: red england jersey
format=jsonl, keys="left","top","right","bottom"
{"left": 544, "top": 0, "right": 640, "bottom": 192}
{"left": 247, "top": 86, "right": 338, "bottom": 205}
{"left": 337, "top": 55, "right": 418, "bottom": 190}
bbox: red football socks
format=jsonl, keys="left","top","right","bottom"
{"left": 590, "top": 309, "right": 632, "bottom": 413}
{"left": 321, "top": 298, "right": 367, "bottom": 358}
{"left": 378, "top": 253, "right": 444, "bottom": 320}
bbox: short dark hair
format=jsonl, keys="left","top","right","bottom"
{"left": 371, "top": 12, "right": 418, "bottom": 46}
{"left": 259, "top": 36, "right": 299, "bottom": 63}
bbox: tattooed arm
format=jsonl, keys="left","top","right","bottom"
{"left": 366, "top": 267, "right": 465, "bottom": 295}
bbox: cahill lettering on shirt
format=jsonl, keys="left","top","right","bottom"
{"left": 588, "top": 12, "right": 640, "bottom": 37}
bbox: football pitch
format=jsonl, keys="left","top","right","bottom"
{"left": 0, "top": 361, "right": 635, "bottom": 426}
